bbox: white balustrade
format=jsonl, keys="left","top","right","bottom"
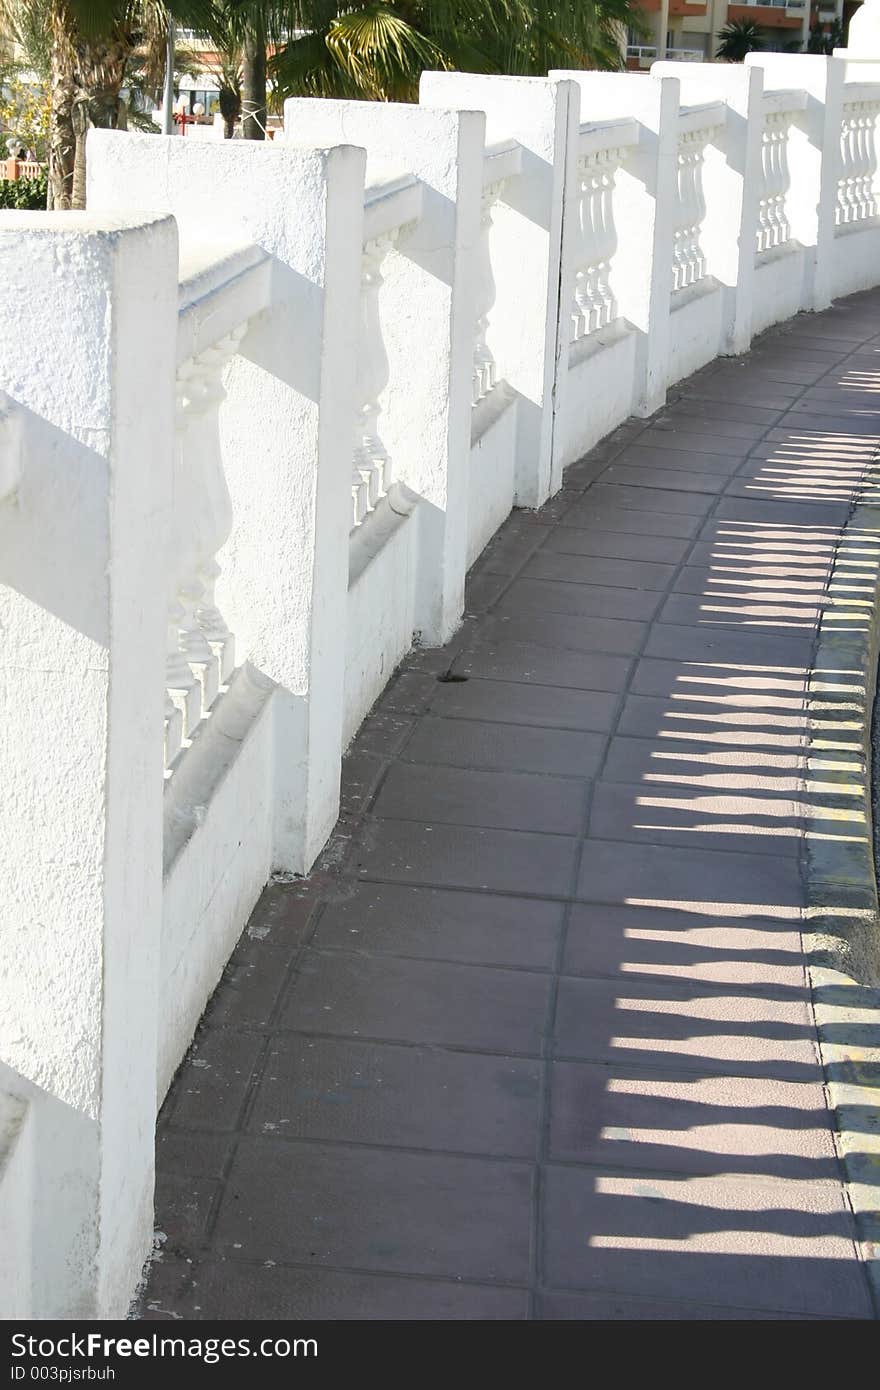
{"left": 166, "top": 246, "right": 270, "bottom": 768}
{"left": 473, "top": 184, "right": 502, "bottom": 403}
{"left": 570, "top": 126, "right": 635, "bottom": 342}
{"left": 9, "top": 54, "right": 880, "bottom": 1322}
{"left": 473, "top": 141, "right": 522, "bottom": 407}
{"left": 756, "top": 108, "right": 796, "bottom": 256}
{"left": 672, "top": 115, "right": 720, "bottom": 293}
{"left": 836, "top": 94, "right": 880, "bottom": 229}
{"left": 352, "top": 174, "right": 424, "bottom": 529}
{"left": 352, "top": 233, "right": 395, "bottom": 527}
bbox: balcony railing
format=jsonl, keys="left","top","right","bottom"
{"left": 627, "top": 45, "right": 704, "bottom": 63}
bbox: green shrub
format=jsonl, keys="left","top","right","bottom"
{"left": 0, "top": 172, "right": 48, "bottom": 211}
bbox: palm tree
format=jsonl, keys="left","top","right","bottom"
{"left": 1, "top": 0, "right": 209, "bottom": 207}
{"left": 715, "top": 18, "right": 763, "bottom": 62}
{"left": 270, "top": 0, "right": 635, "bottom": 103}
{"left": 807, "top": 17, "right": 844, "bottom": 54}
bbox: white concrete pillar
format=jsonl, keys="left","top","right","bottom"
{"left": 87, "top": 132, "right": 367, "bottom": 873}
{"left": 551, "top": 71, "right": 680, "bottom": 417}
{"left": 0, "top": 212, "right": 177, "bottom": 1316}
{"left": 653, "top": 61, "right": 765, "bottom": 354}
{"left": 747, "top": 53, "right": 846, "bottom": 310}
{"left": 419, "top": 72, "right": 579, "bottom": 504}
{"left": 284, "top": 100, "right": 483, "bottom": 646}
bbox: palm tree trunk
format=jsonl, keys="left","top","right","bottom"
{"left": 48, "top": 23, "right": 75, "bottom": 211}
{"left": 71, "top": 97, "right": 88, "bottom": 210}
{"left": 241, "top": 17, "right": 266, "bottom": 140}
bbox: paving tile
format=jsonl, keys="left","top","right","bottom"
{"left": 314, "top": 882, "right": 561, "bottom": 969}
{"left": 214, "top": 1139, "right": 533, "bottom": 1283}
{"left": 354, "top": 817, "right": 578, "bottom": 897}
{"left": 458, "top": 639, "right": 632, "bottom": 694}
{"left": 477, "top": 520, "right": 548, "bottom": 575}
{"left": 705, "top": 364, "right": 810, "bottom": 391}
{"left": 560, "top": 901, "right": 806, "bottom": 989}
{"left": 543, "top": 524, "right": 692, "bottom": 563}
{"left": 764, "top": 419, "right": 880, "bottom": 447}
{"left": 240, "top": 881, "right": 323, "bottom": 950}
{"left": 478, "top": 610, "right": 647, "bottom": 657}
{"left": 402, "top": 715, "right": 606, "bottom": 778}
{"left": 559, "top": 504, "right": 702, "bottom": 539}
{"left": 353, "top": 713, "right": 416, "bottom": 758}
{"left": 615, "top": 691, "right": 809, "bottom": 749}
{"left": 563, "top": 454, "right": 617, "bottom": 489}
{"left": 548, "top": 1063, "right": 838, "bottom": 1179}
{"left": 375, "top": 670, "right": 437, "bottom": 715}
{"left": 518, "top": 488, "right": 583, "bottom": 523}
{"left": 570, "top": 482, "right": 715, "bottom": 517}
{"left": 522, "top": 550, "right": 677, "bottom": 591}
{"left": 628, "top": 654, "right": 809, "bottom": 701}
{"left": 652, "top": 411, "right": 771, "bottom": 442}
{"left": 201, "top": 941, "right": 293, "bottom": 1028}
{"left": 672, "top": 563, "right": 828, "bottom": 598}
{"left": 686, "top": 538, "right": 835, "bottom": 572}
{"left": 687, "top": 386, "right": 801, "bottom": 412}
{"left": 656, "top": 590, "right": 820, "bottom": 634}
{"left": 536, "top": 1289, "right": 814, "bottom": 1319}
{"left": 340, "top": 750, "right": 386, "bottom": 818}
{"left": 576, "top": 838, "right": 804, "bottom": 916}
{"left": 601, "top": 733, "right": 804, "bottom": 791}
{"left": 587, "top": 779, "right": 804, "bottom": 857}
{"left": 704, "top": 495, "right": 852, "bottom": 530}
{"left": 147, "top": 1258, "right": 529, "bottom": 1319}
{"left": 541, "top": 1166, "right": 872, "bottom": 1317}
{"left": 139, "top": 1253, "right": 200, "bottom": 1320}
{"left": 781, "top": 409, "right": 880, "bottom": 437}
{"left": 164, "top": 1030, "right": 266, "bottom": 1132}
{"left": 155, "top": 1129, "right": 234, "bottom": 1180}
{"left": 464, "top": 569, "right": 511, "bottom": 614}
{"left": 642, "top": 620, "right": 813, "bottom": 669}
{"left": 496, "top": 576, "right": 662, "bottom": 623}
{"left": 280, "top": 949, "right": 551, "bottom": 1054}
{"left": 153, "top": 1173, "right": 219, "bottom": 1250}
{"left": 614, "top": 446, "right": 743, "bottom": 476}
{"left": 627, "top": 430, "right": 752, "bottom": 459}
{"left": 373, "top": 761, "right": 587, "bottom": 834}
{"left": 599, "top": 464, "right": 728, "bottom": 496}
{"left": 248, "top": 1035, "right": 541, "bottom": 1156}
{"left": 724, "top": 472, "right": 862, "bottom": 507}
{"left": 429, "top": 676, "right": 620, "bottom": 732}
{"left": 552, "top": 975, "right": 817, "bottom": 1079}
{"left": 662, "top": 396, "right": 784, "bottom": 427}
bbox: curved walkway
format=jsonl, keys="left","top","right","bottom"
{"left": 144, "top": 290, "right": 880, "bottom": 1321}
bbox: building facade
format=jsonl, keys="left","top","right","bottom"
{"left": 627, "top": 0, "right": 858, "bottom": 64}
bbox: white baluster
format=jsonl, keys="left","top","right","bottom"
{"left": 194, "top": 327, "right": 245, "bottom": 684}
{"left": 596, "top": 152, "right": 619, "bottom": 327}
{"left": 352, "top": 233, "right": 395, "bottom": 527}
{"left": 473, "top": 181, "right": 502, "bottom": 404}
{"left": 836, "top": 104, "right": 879, "bottom": 228}
{"left": 168, "top": 325, "right": 244, "bottom": 759}
{"left": 673, "top": 130, "right": 712, "bottom": 292}
{"left": 571, "top": 149, "right": 621, "bottom": 343}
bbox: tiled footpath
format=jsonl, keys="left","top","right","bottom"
{"left": 142, "top": 291, "right": 880, "bottom": 1320}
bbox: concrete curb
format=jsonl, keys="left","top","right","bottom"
{"left": 803, "top": 459, "right": 880, "bottom": 1314}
